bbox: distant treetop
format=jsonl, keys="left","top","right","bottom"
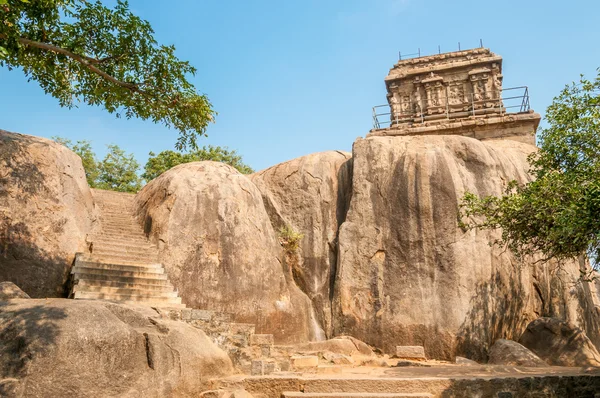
{"left": 142, "top": 146, "right": 254, "bottom": 182}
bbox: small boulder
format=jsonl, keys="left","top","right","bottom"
{"left": 519, "top": 317, "right": 600, "bottom": 367}
{"left": 395, "top": 346, "right": 426, "bottom": 360}
{"left": 455, "top": 356, "right": 479, "bottom": 366}
{"left": 488, "top": 339, "right": 547, "bottom": 367}
{"left": 322, "top": 352, "right": 354, "bottom": 365}
{"left": 0, "top": 282, "right": 30, "bottom": 300}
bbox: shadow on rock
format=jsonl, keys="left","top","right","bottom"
{"left": 0, "top": 219, "right": 72, "bottom": 298}
{"left": 0, "top": 300, "right": 67, "bottom": 379}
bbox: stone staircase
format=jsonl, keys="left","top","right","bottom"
{"left": 69, "top": 189, "right": 184, "bottom": 308}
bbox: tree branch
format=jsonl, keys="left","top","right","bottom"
{"left": 17, "top": 37, "right": 146, "bottom": 94}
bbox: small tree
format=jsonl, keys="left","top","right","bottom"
{"left": 2, "top": 0, "right": 214, "bottom": 149}
{"left": 96, "top": 144, "right": 141, "bottom": 193}
{"left": 53, "top": 136, "right": 99, "bottom": 187}
{"left": 142, "top": 146, "right": 254, "bottom": 181}
{"left": 460, "top": 70, "right": 600, "bottom": 266}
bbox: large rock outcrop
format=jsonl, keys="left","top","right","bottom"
{"left": 0, "top": 298, "right": 233, "bottom": 397}
{"left": 134, "top": 162, "right": 314, "bottom": 344}
{"left": 250, "top": 151, "right": 353, "bottom": 337}
{"left": 0, "top": 131, "right": 95, "bottom": 298}
{"left": 332, "top": 135, "right": 599, "bottom": 361}
{"left": 519, "top": 317, "right": 600, "bottom": 367}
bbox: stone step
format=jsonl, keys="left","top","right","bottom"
{"left": 90, "top": 242, "right": 156, "bottom": 254}
{"left": 90, "top": 238, "right": 154, "bottom": 248}
{"left": 98, "top": 209, "right": 134, "bottom": 215}
{"left": 75, "top": 278, "right": 174, "bottom": 291}
{"left": 100, "top": 225, "right": 146, "bottom": 234}
{"left": 72, "top": 284, "right": 178, "bottom": 297}
{"left": 100, "top": 221, "right": 140, "bottom": 228}
{"left": 89, "top": 234, "right": 152, "bottom": 245}
{"left": 74, "top": 261, "right": 164, "bottom": 273}
{"left": 90, "top": 248, "right": 159, "bottom": 260}
{"left": 282, "top": 394, "right": 433, "bottom": 398}
{"left": 73, "top": 290, "right": 182, "bottom": 304}
{"left": 77, "top": 255, "right": 161, "bottom": 268}
{"left": 72, "top": 272, "right": 173, "bottom": 286}
{"left": 72, "top": 267, "right": 168, "bottom": 280}
{"left": 81, "top": 253, "right": 159, "bottom": 266}
{"left": 92, "top": 231, "right": 150, "bottom": 244}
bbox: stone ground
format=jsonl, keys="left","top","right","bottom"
{"left": 210, "top": 365, "right": 600, "bottom": 398}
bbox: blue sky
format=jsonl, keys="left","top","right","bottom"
{"left": 1, "top": 0, "right": 599, "bottom": 172}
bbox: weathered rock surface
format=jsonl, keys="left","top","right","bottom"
{"left": 488, "top": 339, "right": 547, "bottom": 367}
{"left": 0, "top": 130, "right": 96, "bottom": 298}
{"left": 0, "top": 282, "right": 29, "bottom": 300}
{"left": 332, "top": 135, "right": 600, "bottom": 361}
{"left": 250, "top": 151, "right": 353, "bottom": 337}
{"left": 296, "top": 336, "right": 373, "bottom": 357}
{"left": 0, "top": 298, "right": 233, "bottom": 397}
{"left": 134, "top": 161, "right": 314, "bottom": 343}
{"left": 519, "top": 317, "right": 600, "bottom": 367}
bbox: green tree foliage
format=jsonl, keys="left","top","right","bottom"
{"left": 142, "top": 146, "right": 254, "bottom": 181}
{"left": 1, "top": 0, "right": 214, "bottom": 149}
{"left": 460, "top": 70, "right": 600, "bottom": 265}
{"left": 52, "top": 136, "right": 99, "bottom": 187}
{"left": 96, "top": 144, "right": 142, "bottom": 193}
{"left": 54, "top": 137, "right": 141, "bottom": 192}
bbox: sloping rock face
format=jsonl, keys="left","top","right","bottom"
{"left": 487, "top": 339, "right": 547, "bottom": 367}
{"left": 0, "top": 299, "right": 233, "bottom": 397}
{"left": 519, "top": 317, "right": 600, "bottom": 367}
{"left": 0, "top": 131, "right": 95, "bottom": 298}
{"left": 0, "top": 282, "right": 30, "bottom": 300}
{"left": 134, "top": 162, "right": 314, "bottom": 343}
{"left": 250, "top": 151, "right": 353, "bottom": 337}
{"left": 332, "top": 135, "right": 599, "bottom": 361}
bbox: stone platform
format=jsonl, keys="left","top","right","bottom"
{"left": 368, "top": 111, "right": 540, "bottom": 145}
{"left": 211, "top": 366, "right": 600, "bottom": 398}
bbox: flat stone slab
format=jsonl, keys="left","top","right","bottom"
{"left": 251, "top": 334, "right": 274, "bottom": 346}
{"left": 291, "top": 355, "right": 319, "bottom": 368}
{"left": 395, "top": 346, "right": 426, "bottom": 360}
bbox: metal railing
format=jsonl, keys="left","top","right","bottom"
{"left": 372, "top": 86, "right": 531, "bottom": 130}
{"left": 399, "top": 40, "right": 485, "bottom": 61}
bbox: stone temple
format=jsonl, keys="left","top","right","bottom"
{"left": 369, "top": 47, "right": 541, "bottom": 145}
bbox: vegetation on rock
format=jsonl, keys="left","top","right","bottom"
{"left": 278, "top": 225, "right": 304, "bottom": 253}
{"left": 461, "top": 70, "right": 600, "bottom": 266}
{"left": 1, "top": 0, "right": 213, "bottom": 149}
{"left": 142, "top": 146, "right": 254, "bottom": 181}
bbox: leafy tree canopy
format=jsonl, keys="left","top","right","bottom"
{"left": 52, "top": 136, "right": 99, "bottom": 187}
{"left": 54, "top": 137, "right": 141, "bottom": 192}
{"left": 461, "top": 70, "right": 600, "bottom": 266}
{"left": 96, "top": 144, "right": 141, "bottom": 192}
{"left": 2, "top": 0, "right": 213, "bottom": 149}
{"left": 142, "top": 146, "right": 254, "bottom": 181}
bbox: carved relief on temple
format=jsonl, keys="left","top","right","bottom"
{"left": 384, "top": 48, "right": 505, "bottom": 124}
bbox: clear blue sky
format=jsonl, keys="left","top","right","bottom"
{"left": 1, "top": 0, "right": 599, "bottom": 172}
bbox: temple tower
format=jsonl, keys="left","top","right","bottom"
{"left": 370, "top": 48, "right": 541, "bottom": 145}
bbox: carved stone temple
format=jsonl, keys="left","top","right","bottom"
{"left": 368, "top": 47, "right": 541, "bottom": 145}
